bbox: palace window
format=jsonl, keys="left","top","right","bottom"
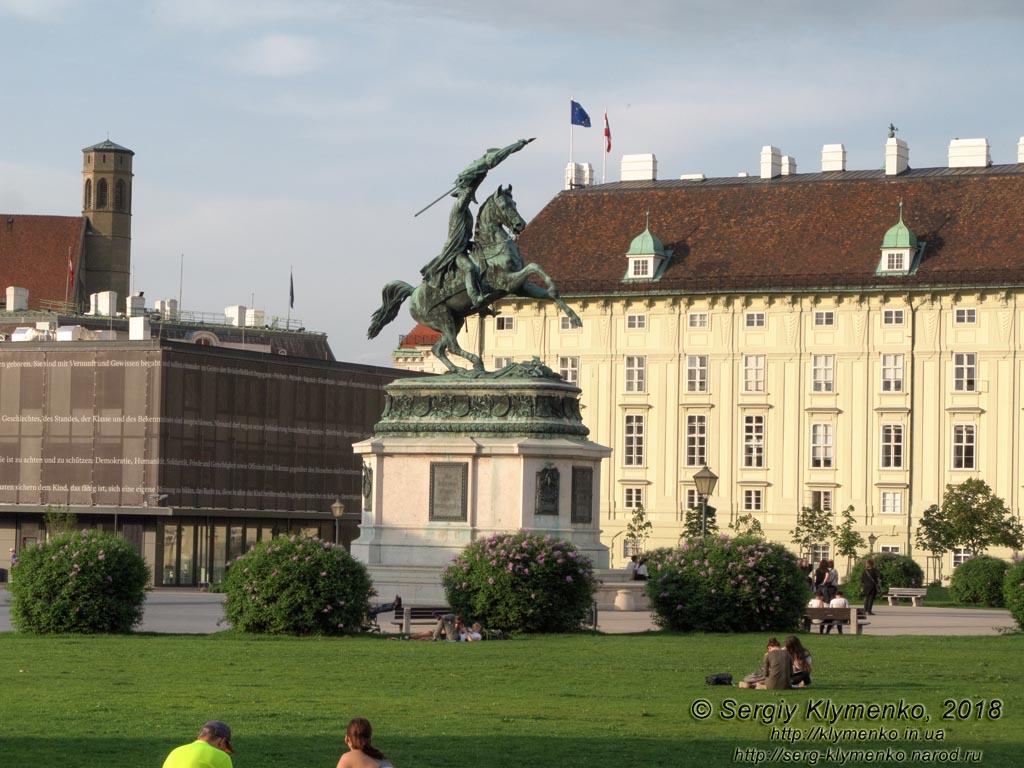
{"left": 495, "top": 316, "right": 515, "bottom": 331}
{"left": 686, "top": 355, "right": 708, "bottom": 393}
{"left": 809, "top": 544, "right": 831, "bottom": 563}
{"left": 624, "top": 414, "right": 645, "bottom": 466}
{"left": 881, "top": 491, "right": 903, "bottom": 516}
{"left": 743, "top": 354, "right": 765, "bottom": 393}
{"left": 744, "top": 489, "right": 763, "bottom": 512}
{"left": 954, "top": 352, "right": 976, "bottom": 392}
{"left": 883, "top": 309, "right": 905, "bottom": 326}
{"left": 493, "top": 357, "right": 515, "bottom": 369}
{"left": 812, "top": 354, "right": 834, "bottom": 393}
{"left": 811, "top": 423, "right": 833, "bottom": 468}
{"left": 880, "top": 545, "right": 901, "bottom": 554}
{"left": 952, "top": 547, "right": 974, "bottom": 568}
{"left": 624, "top": 486, "right": 644, "bottom": 509}
{"left": 558, "top": 356, "right": 579, "bottom": 384}
{"left": 952, "top": 424, "right": 976, "bottom": 469}
{"left": 886, "top": 251, "right": 906, "bottom": 271}
{"left": 745, "top": 311, "right": 765, "bottom": 328}
{"left": 625, "top": 356, "right": 646, "bottom": 393}
{"left": 631, "top": 259, "right": 650, "bottom": 278}
{"left": 684, "top": 488, "right": 700, "bottom": 511}
{"left": 955, "top": 308, "right": 977, "bottom": 325}
{"left": 809, "top": 490, "right": 832, "bottom": 512}
{"left": 560, "top": 315, "right": 578, "bottom": 331}
{"left": 814, "top": 310, "right": 835, "bottom": 327}
{"left": 626, "top": 313, "right": 647, "bottom": 330}
{"left": 743, "top": 415, "right": 765, "bottom": 468}
{"left": 688, "top": 312, "right": 708, "bottom": 329}
{"left": 881, "top": 424, "right": 904, "bottom": 469}
{"left": 685, "top": 414, "right": 707, "bottom": 467}
{"left": 881, "top": 353, "right": 904, "bottom": 392}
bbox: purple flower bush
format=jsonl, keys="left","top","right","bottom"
{"left": 10, "top": 530, "right": 149, "bottom": 633}
{"left": 1002, "top": 560, "right": 1024, "bottom": 629}
{"left": 442, "top": 531, "right": 596, "bottom": 633}
{"left": 644, "top": 535, "right": 808, "bottom": 632}
{"left": 224, "top": 535, "right": 373, "bottom": 635}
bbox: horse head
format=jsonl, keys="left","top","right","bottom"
{"left": 476, "top": 185, "right": 527, "bottom": 246}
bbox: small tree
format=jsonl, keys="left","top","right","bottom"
{"left": 915, "top": 504, "right": 954, "bottom": 583}
{"left": 790, "top": 506, "right": 835, "bottom": 560}
{"left": 832, "top": 505, "right": 866, "bottom": 579}
{"left": 681, "top": 504, "right": 719, "bottom": 541}
{"left": 43, "top": 504, "right": 78, "bottom": 539}
{"left": 624, "top": 503, "right": 653, "bottom": 554}
{"left": 730, "top": 513, "right": 764, "bottom": 539}
{"left": 917, "top": 480, "right": 1024, "bottom": 557}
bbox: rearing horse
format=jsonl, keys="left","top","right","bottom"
{"left": 368, "top": 185, "right": 581, "bottom": 373}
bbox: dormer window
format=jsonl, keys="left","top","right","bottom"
{"left": 623, "top": 213, "right": 670, "bottom": 282}
{"left": 877, "top": 201, "right": 922, "bottom": 276}
{"left": 630, "top": 259, "right": 651, "bottom": 278}
{"left": 885, "top": 251, "right": 906, "bottom": 271}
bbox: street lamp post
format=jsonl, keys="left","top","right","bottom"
{"left": 867, "top": 532, "right": 877, "bottom": 554}
{"left": 331, "top": 499, "right": 345, "bottom": 544}
{"left": 692, "top": 465, "right": 719, "bottom": 540}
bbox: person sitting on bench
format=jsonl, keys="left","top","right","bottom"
{"left": 826, "top": 590, "right": 850, "bottom": 634}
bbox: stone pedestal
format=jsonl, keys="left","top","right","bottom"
{"left": 351, "top": 361, "right": 610, "bottom": 571}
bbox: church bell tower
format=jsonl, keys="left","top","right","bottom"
{"left": 82, "top": 139, "right": 134, "bottom": 306}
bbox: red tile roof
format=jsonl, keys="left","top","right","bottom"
{"left": 516, "top": 165, "right": 1024, "bottom": 296}
{"left": 400, "top": 323, "right": 441, "bottom": 348}
{"left": 0, "top": 215, "right": 85, "bottom": 308}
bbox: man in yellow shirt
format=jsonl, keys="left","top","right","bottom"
{"left": 163, "top": 721, "right": 234, "bottom": 768}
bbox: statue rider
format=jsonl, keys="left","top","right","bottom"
{"left": 420, "top": 138, "right": 533, "bottom": 309}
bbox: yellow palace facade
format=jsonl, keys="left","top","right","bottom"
{"left": 456, "top": 137, "right": 1024, "bottom": 573}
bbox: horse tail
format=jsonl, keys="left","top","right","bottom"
{"left": 367, "top": 281, "right": 414, "bottom": 339}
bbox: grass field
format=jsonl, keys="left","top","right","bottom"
{"left": 2, "top": 631, "right": 1022, "bottom": 767}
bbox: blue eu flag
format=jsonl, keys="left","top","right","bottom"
{"left": 570, "top": 100, "right": 591, "bottom": 127}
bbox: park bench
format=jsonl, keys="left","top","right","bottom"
{"left": 801, "top": 607, "right": 870, "bottom": 635}
{"left": 390, "top": 605, "right": 450, "bottom": 634}
{"left": 886, "top": 587, "right": 927, "bottom": 607}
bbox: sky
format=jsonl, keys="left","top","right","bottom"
{"left": 2, "top": 0, "right": 1024, "bottom": 367}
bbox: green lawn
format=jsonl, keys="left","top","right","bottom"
{"left": 2, "top": 631, "right": 1022, "bottom": 767}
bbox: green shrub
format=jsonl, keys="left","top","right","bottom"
{"left": 644, "top": 535, "right": 808, "bottom": 632}
{"left": 442, "top": 531, "right": 597, "bottom": 633}
{"left": 845, "top": 554, "right": 924, "bottom": 601}
{"left": 950, "top": 555, "right": 1009, "bottom": 607}
{"left": 1002, "top": 560, "right": 1024, "bottom": 630}
{"left": 223, "top": 535, "right": 373, "bottom": 635}
{"left": 10, "top": 529, "right": 149, "bottom": 633}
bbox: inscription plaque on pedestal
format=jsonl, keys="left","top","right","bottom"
{"left": 535, "top": 464, "right": 559, "bottom": 516}
{"left": 571, "top": 466, "right": 593, "bottom": 523}
{"left": 429, "top": 462, "right": 468, "bottom": 521}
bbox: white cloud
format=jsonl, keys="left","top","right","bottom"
{"left": 227, "top": 34, "right": 323, "bottom": 77}
{"left": 0, "top": 0, "right": 74, "bottom": 21}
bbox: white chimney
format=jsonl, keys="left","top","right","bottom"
{"left": 760, "top": 146, "right": 781, "bottom": 179}
{"left": 95, "top": 291, "right": 118, "bottom": 317}
{"left": 126, "top": 292, "right": 146, "bottom": 317}
{"left": 679, "top": 173, "right": 706, "bottom": 181}
{"left": 129, "top": 316, "right": 151, "bottom": 340}
{"left": 821, "top": 144, "right": 846, "bottom": 172}
{"left": 225, "top": 305, "right": 247, "bottom": 327}
{"left": 1017, "top": 137, "right": 1024, "bottom": 163}
{"left": 56, "top": 325, "right": 84, "bottom": 341}
{"left": 737, "top": 172, "right": 750, "bottom": 177}
{"left": 886, "top": 137, "right": 910, "bottom": 175}
{"left": 564, "top": 162, "right": 593, "bottom": 190}
{"left": 154, "top": 299, "right": 179, "bottom": 319}
{"left": 245, "top": 309, "right": 266, "bottom": 327}
{"left": 781, "top": 156, "right": 797, "bottom": 176}
{"left": 948, "top": 138, "right": 990, "bottom": 168}
{"left": 620, "top": 153, "right": 657, "bottom": 181}
{"left": 5, "top": 286, "right": 28, "bottom": 311}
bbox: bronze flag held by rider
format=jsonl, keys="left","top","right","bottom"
{"left": 368, "top": 138, "right": 582, "bottom": 375}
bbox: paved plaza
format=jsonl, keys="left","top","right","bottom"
{"left": 0, "top": 589, "right": 1015, "bottom": 635}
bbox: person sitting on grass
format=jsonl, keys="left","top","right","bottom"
{"left": 162, "top": 720, "right": 234, "bottom": 768}
{"left": 756, "top": 637, "right": 792, "bottom": 690}
{"left": 826, "top": 589, "right": 850, "bottom": 634}
{"left": 785, "top": 636, "right": 813, "bottom": 687}
{"left": 337, "top": 717, "right": 393, "bottom": 768}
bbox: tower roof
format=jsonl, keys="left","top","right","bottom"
{"left": 82, "top": 139, "right": 134, "bottom": 155}
{"left": 881, "top": 202, "right": 918, "bottom": 249}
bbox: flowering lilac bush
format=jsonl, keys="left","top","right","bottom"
{"left": 1002, "top": 559, "right": 1024, "bottom": 629}
{"left": 223, "top": 535, "right": 373, "bottom": 635}
{"left": 644, "top": 535, "right": 808, "bottom": 632}
{"left": 442, "top": 531, "right": 597, "bottom": 633}
{"left": 10, "top": 530, "right": 149, "bottom": 633}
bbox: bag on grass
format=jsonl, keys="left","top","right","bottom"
{"left": 705, "top": 673, "right": 733, "bottom": 685}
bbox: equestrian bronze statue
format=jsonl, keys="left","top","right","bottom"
{"left": 368, "top": 139, "right": 582, "bottom": 374}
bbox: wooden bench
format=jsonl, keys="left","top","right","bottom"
{"left": 801, "top": 607, "right": 870, "bottom": 635}
{"left": 886, "top": 587, "right": 927, "bottom": 607}
{"left": 389, "top": 605, "right": 450, "bottom": 634}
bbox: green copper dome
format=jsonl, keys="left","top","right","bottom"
{"left": 82, "top": 139, "right": 134, "bottom": 155}
{"left": 881, "top": 202, "right": 917, "bottom": 249}
{"left": 626, "top": 226, "right": 666, "bottom": 256}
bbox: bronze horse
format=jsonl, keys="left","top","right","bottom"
{"left": 368, "top": 185, "right": 581, "bottom": 373}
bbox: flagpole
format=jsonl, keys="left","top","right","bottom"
{"left": 287, "top": 266, "right": 292, "bottom": 329}
{"left": 569, "top": 97, "right": 574, "bottom": 169}
{"left": 178, "top": 254, "right": 184, "bottom": 312}
{"left": 65, "top": 246, "right": 71, "bottom": 308}
{"left": 602, "top": 107, "right": 607, "bottom": 184}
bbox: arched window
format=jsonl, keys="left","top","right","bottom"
{"left": 115, "top": 179, "right": 126, "bottom": 211}
{"left": 96, "top": 178, "right": 108, "bottom": 209}
{"left": 84, "top": 179, "right": 92, "bottom": 209}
